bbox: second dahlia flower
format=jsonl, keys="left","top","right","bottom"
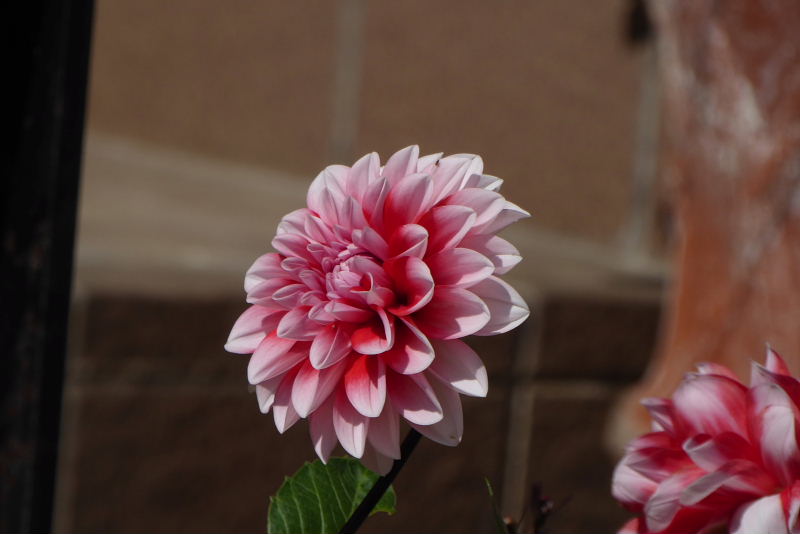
{"left": 226, "top": 146, "right": 530, "bottom": 473}
{"left": 613, "top": 348, "right": 800, "bottom": 533}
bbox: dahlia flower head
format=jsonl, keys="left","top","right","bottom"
{"left": 226, "top": 146, "right": 530, "bottom": 474}
{"left": 613, "top": 348, "right": 800, "bottom": 534}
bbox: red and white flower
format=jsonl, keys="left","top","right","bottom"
{"left": 613, "top": 348, "right": 800, "bottom": 533}
{"left": 226, "top": 146, "right": 530, "bottom": 473}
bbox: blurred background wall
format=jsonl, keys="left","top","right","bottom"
{"left": 57, "top": 1, "right": 671, "bottom": 531}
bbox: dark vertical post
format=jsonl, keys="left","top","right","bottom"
{"left": 1, "top": 1, "right": 94, "bottom": 532}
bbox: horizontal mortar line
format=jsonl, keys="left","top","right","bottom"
{"left": 66, "top": 383, "right": 250, "bottom": 396}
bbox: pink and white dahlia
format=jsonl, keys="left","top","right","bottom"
{"left": 613, "top": 348, "right": 800, "bottom": 533}
{"left": 226, "top": 146, "right": 530, "bottom": 474}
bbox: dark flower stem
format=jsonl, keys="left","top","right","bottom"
{"left": 338, "top": 429, "right": 422, "bottom": 534}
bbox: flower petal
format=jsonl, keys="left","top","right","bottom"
{"left": 443, "top": 188, "right": 505, "bottom": 227}
{"left": 387, "top": 371, "right": 443, "bottom": 425}
{"left": 244, "top": 253, "right": 286, "bottom": 293}
{"left": 345, "top": 355, "right": 387, "bottom": 417}
{"left": 277, "top": 306, "right": 323, "bottom": 341}
{"left": 383, "top": 172, "right": 433, "bottom": 232}
{"left": 366, "top": 398, "right": 401, "bottom": 459}
{"left": 730, "top": 494, "right": 788, "bottom": 534}
{"left": 225, "top": 306, "right": 283, "bottom": 354}
{"left": 351, "top": 308, "right": 395, "bottom": 355}
{"left": 414, "top": 287, "right": 490, "bottom": 340}
{"left": 309, "top": 396, "right": 337, "bottom": 463}
{"left": 348, "top": 152, "right": 380, "bottom": 196}
{"left": 470, "top": 276, "right": 529, "bottom": 335}
{"left": 673, "top": 373, "right": 749, "bottom": 438}
{"left": 459, "top": 234, "right": 521, "bottom": 275}
{"left": 333, "top": 387, "right": 369, "bottom": 458}
{"left": 388, "top": 224, "right": 428, "bottom": 259}
{"left": 255, "top": 375, "right": 283, "bottom": 414}
{"left": 360, "top": 444, "right": 394, "bottom": 476}
{"left": 247, "top": 333, "right": 302, "bottom": 384}
{"left": 428, "top": 339, "right": 488, "bottom": 397}
{"left": 309, "top": 325, "right": 352, "bottom": 369}
{"left": 273, "top": 366, "right": 302, "bottom": 433}
{"left": 410, "top": 374, "right": 463, "bottom": 446}
{"left": 382, "top": 318, "right": 434, "bottom": 374}
{"left": 749, "top": 382, "right": 800, "bottom": 486}
{"left": 292, "top": 359, "right": 348, "bottom": 418}
{"left": 471, "top": 200, "right": 530, "bottom": 235}
{"left": 418, "top": 205, "right": 476, "bottom": 254}
{"left": 385, "top": 256, "right": 434, "bottom": 316}
{"left": 382, "top": 145, "right": 419, "bottom": 186}
{"left": 427, "top": 248, "right": 494, "bottom": 288}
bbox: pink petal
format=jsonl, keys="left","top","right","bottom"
{"left": 382, "top": 145, "right": 419, "bottom": 186}
{"left": 344, "top": 355, "right": 387, "bottom": 417}
{"left": 268, "top": 283, "right": 307, "bottom": 309}
{"left": 410, "top": 374, "right": 463, "bottom": 446}
{"left": 325, "top": 301, "right": 373, "bottom": 323}
{"left": 464, "top": 173, "right": 502, "bottom": 192}
{"left": 680, "top": 459, "right": 775, "bottom": 507}
{"left": 273, "top": 366, "right": 302, "bottom": 433}
{"left": 361, "top": 177, "right": 390, "bottom": 229}
{"left": 382, "top": 318, "right": 434, "bottom": 374}
{"left": 427, "top": 248, "right": 494, "bottom": 288}
{"left": 309, "top": 324, "right": 352, "bottom": 369}
{"left": 366, "top": 398, "right": 401, "bottom": 459}
{"left": 302, "top": 213, "right": 335, "bottom": 244}
{"left": 244, "top": 253, "right": 286, "bottom": 293}
{"left": 612, "top": 460, "right": 658, "bottom": 511}
{"left": 292, "top": 359, "right": 348, "bottom": 418}
{"left": 385, "top": 256, "right": 434, "bottom": 316}
{"left": 749, "top": 382, "right": 800, "bottom": 486}
{"left": 276, "top": 306, "right": 323, "bottom": 341}
{"left": 428, "top": 339, "right": 488, "bottom": 397}
{"left": 383, "top": 173, "right": 433, "bottom": 232}
{"left": 731, "top": 494, "right": 788, "bottom": 534}
{"left": 695, "top": 361, "right": 739, "bottom": 381}
{"left": 471, "top": 200, "right": 530, "bottom": 235}
{"left": 470, "top": 276, "right": 530, "bottom": 335}
{"left": 673, "top": 373, "right": 749, "bottom": 438}
{"left": 617, "top": 517, "right": 644, "bottom": 534}
{"left": 429, "top": 154, "right": 482, "bottom": 203}
{"left": 414, "top": 287, "right": 490, "bottom": 340}
{"left": 766, "top": 346, "right": 792, "bottom": 376}
{"left": 360, "top": 444, "right": 394, "bottom": 476}
{"left": 388, "top": 224, "right": 428, "bottom": 259}
{"left": 271, "top": 233, "right": 315, "bottom": 263}
{"left": 643, "top": 468, "right": 706, "bottom": 532}
{"left": 459, "top": 234, "right": 521, "bottom": 275}
{"left": 247, "top": 333, "right": 301, "bottom": 384}
{"left": 347, "top": 152, "right": 380, "bottom": 196}
{"left": 784, "top": 481, "right": 800, "bottom": 532}
{"left": 225, "top": 306, "right": 283, "bottom": 354}
{"left": 443, "top": 188, "right": 505, "bottom": 227}
{"left": 333, "top": 388, "right": 369, "bottom": 458}
{"left": 416, "top": 152, "right": 442, "bottom": 173}
{"left": 641, "top": 398, "right": 682, "bottom": 436}
{"left": 352, "top": 227, "right": 389, "bottom": 261}
{"left": 418, "top": 205, "right": 476, "bottom": 255}
{"left": 309, "top": 396, "right": 338, "bottom": 463}
{"left": 246, "top": 278, "right": 297, "bottom": 306}
{"left": 351, "top": 308, "right": 395, "bottom": 355}
{"left": 255, "top": 375, "right": 283, "bottom": 414}
{"left": 682, "top": 432, "right": 757, "bottom": 472}
{"left": 387, "top": 371, "right": 442, "bottom": 425}
{"left": 307, "top": 165, "right": 348, "bottom": 222}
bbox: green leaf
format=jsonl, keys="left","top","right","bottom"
{"left": 268, "top": 457, "right": 396, "bottom": 534}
